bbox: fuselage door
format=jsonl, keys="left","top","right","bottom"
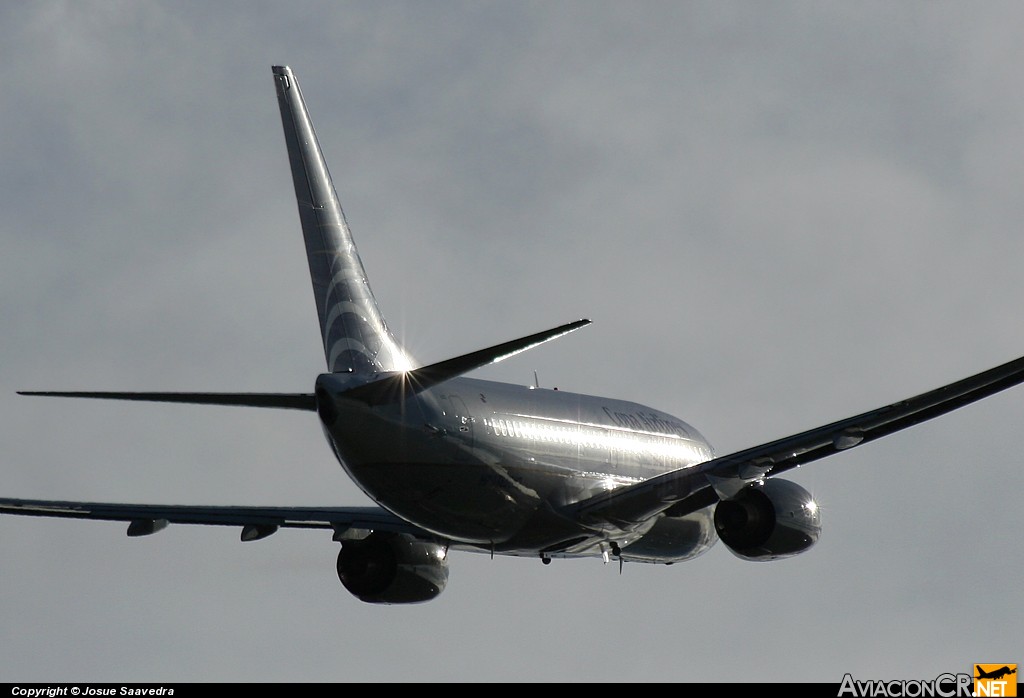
{"left": 447, "top": 394, "right": 475, "bottom": 450}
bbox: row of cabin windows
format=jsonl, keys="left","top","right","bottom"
{"left": 480, "top": 416, "right": 708, "bottom": 461}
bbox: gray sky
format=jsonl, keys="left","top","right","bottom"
{"left": 2, "top": 1, "right": 1021, "bottom": 683}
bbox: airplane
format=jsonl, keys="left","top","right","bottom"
{"left": 976, "top": 667, "right": 1017, "bottom": 681}
{"left": 5, "top": 64, "right": 1024, "bottom": 604}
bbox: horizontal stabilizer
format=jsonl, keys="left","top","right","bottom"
{"left": 18, "top": 391, "right": 317, "bottom": 411}
{"left": 342, "top": 319, "right": 592, "bottom": 405}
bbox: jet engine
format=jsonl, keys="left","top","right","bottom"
{"left": 713, "top": 478, "right": 821, "bottom": 561}
{"left": 336, "top": 531, "right": 449, "bottom": 604}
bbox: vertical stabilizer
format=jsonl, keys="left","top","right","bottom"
{"left": 272, "top": 66, "right": 409, "bottom": 375}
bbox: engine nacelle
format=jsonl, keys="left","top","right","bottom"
{"left": 713, "top": 478, "right": 821, "bottom": 561}
{"left": 336, "top": 531, "right": 449, "bottom": 604}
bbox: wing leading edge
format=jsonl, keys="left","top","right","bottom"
{"left": 575, "top": 352, "right": 1024, "bottom": 526}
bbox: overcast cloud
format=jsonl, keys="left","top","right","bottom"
{"left": 1, "top": 1, "right": 1021, "bottom": 683}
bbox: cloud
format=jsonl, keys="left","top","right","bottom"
{"left": 2, "top": 1, "right": 1021, "bottom": 682}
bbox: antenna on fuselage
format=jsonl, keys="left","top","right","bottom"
{"left": 533, "top": 371, "right": 540, "bottom": 389}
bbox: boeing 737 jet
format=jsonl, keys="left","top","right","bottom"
{"left": 4, "top": 66, "right": 1024, "bottom": 603}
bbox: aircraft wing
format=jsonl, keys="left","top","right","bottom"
{"left": 574, "top": 352, "right": 1024, "bottom": 526}
{"left": 0, "top": 497, "right": 435, "bottom": 541}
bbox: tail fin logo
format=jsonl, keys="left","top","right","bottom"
{"left": 319, "top": 258, "right": 409, "bottom": 375}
